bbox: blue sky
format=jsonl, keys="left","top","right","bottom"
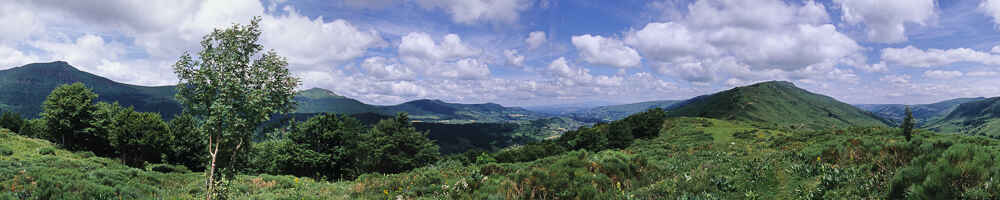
{"left": 2, "top": 0, "right": 1000, "bottom": 106}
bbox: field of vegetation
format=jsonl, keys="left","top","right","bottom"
{"left": 5, "top": 106, "right": 1000, "bottom": 199}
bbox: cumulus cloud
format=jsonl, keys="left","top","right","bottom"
{"left": 361, "top": 56, "right": 415, "bottom": 80}
{"left": 504, "top": 49, "right": 525, "bottom": 67}
{"left": 398, "top": 32, "right": 490, "bottom": 79}
{"left": 0, "top": 46, "right": 39, "bottom": 69}
{"left": 626, "top": 0, "right": 864, "bottom": 84}
{"left": 968, "top": 71, "right": 999, "bottom": 77}
{"left": 923, "top": 70, "right": 963, "bottom": 79}
{"left": 261, "top": 6, "right": 383, "bottom": 66}
{"left": 980, "top": 0, "right": 1000, "bottom": 28}
{"left": 835, "top": 0, "right": 936, "bottom": 43}
{"left": 525, "top": 31, "right": 546, "bottom": 49}
{"left": 571, "top": 34, "right": 641, "bottom": 68}
{"left": 414, "top": 0, "right": 533, "bottom": 25}
{"left": 880, "top": 74, "right": 911, "bottom": 85}
{"left": 881, "top": 46, "right": 1000, "bottom": 67}
{"left": 547, "top": 57, "right": 623, "bottom": 87}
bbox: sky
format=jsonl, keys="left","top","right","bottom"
{"left": 2, "top": 0, "right": 1000, "bottom": 106}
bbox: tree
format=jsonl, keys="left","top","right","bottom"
{"left": 902, "top": 106, "right": 914, "bottom": 141}
{"left": 41, "top": 83, "right": 98, "bottom": 150}
{"left": 88, "top": 102, "right": 128, "bottom": 157}
{"left": 363, "top": 113, "right": 441, "bottom": 174}
{"left": 0, "top": 111, "right": 24, "bottom": 133}
{"left": 18, "top": 118, "right": 46, "bottom": 139}
{"left": 287, "top": 113, "right": 366, "bottom": 179}
{"left": 110, "top": 110, "right": 170, "bottom": 168}
{"left": 172, "top": 17, "right": 299, "bottom": 199}
{"left": 166, "top": 114, "right": 207, "bottom": 171}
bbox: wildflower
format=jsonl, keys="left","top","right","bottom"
{"left": 816, "top": 156, "right": 821, "bottom": 162}
{"left": 384, "top": 189, "right": 388, "bottom": 195}
{"left": 294, "top": 177, "right": 299, "bottom": 184}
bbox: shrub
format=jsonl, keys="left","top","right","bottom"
{"left": 0, "top": 145, "right": 12, "bottom": 156}
{"left": 38, "top": 147, "right": 56, "bottom": 155}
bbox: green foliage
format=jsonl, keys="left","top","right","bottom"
{"left": 902, "top": 106, "right": 915, "bottom": 141}
{"left": 110, "top": 110, "right": 170, "bottom": 168}
{"left": 0, "top": 111, "right": 23, "bottom": 133}
{"left": 172, "top": 17, "right": 300, "bottom": 197}
{"left": 363, "top": 113, "right": 442, "bottom": 174}
{"left": 41, "top": 83, "right": 98, "bottom": 150}
{"left": 166, "top": 114, "right": 207, "bottom": 171}
{"left": 287, "top": 113, "right": 365, "bottom": 178}
{"left": 16, "top": 118, "right": 46, "bottom": 139}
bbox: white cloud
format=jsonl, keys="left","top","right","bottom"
{"left": 261, "top": 6, "right": 383, "bottom": 66}
{"left": 980, "top": 0, "right": 1000, "bottom": 28}
{"left": 31, "top": 34, "right": 125, "bottom": 71}
{"left": 0, "top": 3, "right": 44, "bottom": 43}
{"left": 0, "top": 46, "right": 39, "bottom": 69}
{"left": 880, "top": 74, "right": 911, "bottom": 85}
{"left": 571, "top": 34, "right": 641, "bottom": 68}
{"left": 525, "top": 31, "right": 546, "bottom": 49}
{"left": 414, "top": 0, "right": 533, "bottom": 25}
{"left": 626, "top": 0, "right": 863, "bottom": 84}
{"left": 547, "top": 57, "right": 623, "bottom": 87}
{"left": 858, "top": 61, "right": 888, "bottom": 72}
{"left": 361, "top": 56, "right": 415, "bottom": 80}
{"left": 923, "top": 70, "right": 963, "bottom": 79}
{"left": 835, "top": 0, "right": 936, "bottom": 43}
{"left": 881, "top": 46, "right": 1000, "bottom": 67}
{"left": 968, "top": 71, "right": 999, "bottom": 77}
{"left": 504, "top": 49, "right": 525, "bottom": 67}
{"left": 398, "top": 32, "right": 489, "bottom": 79}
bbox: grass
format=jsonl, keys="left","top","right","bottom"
{"left": 4, "top": 115, "right": 1000, "bottom": 199}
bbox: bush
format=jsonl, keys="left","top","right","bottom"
{"left": 0, "top": 145, "right": 12, "bottom": 156}
{"left": 149, "top": 163, "right": 192, "bottom": 173}
{"left": 38, "top": 147, "right": 56, "bottom": 155}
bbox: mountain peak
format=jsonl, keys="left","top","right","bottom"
{"left": 297, "top": 88, "right": 345, "bottom": 99}
{"left": 14, "top": 61, "right": 78, "bottom": 72}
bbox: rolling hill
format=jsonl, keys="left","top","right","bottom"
{"left": 855, "top": 97, "right": 985, "bottom": 126}
{"left": 924, "top": 97, "right": 1000, "bottom": 136}
{"left": 665, "top": 81, "right": 886, "bottom": 129}
{"left": 0, "top": 62, "right": 551, "bottom": 123}
{"left": 563, "top": 100, "right": 683, "bottom": 122}
{"left": 0, "top": 61, "right": 181, "bottom": 118}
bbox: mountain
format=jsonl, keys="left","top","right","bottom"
{"left": 0, "top": 62, "right": 549, "bottom": 123}
{"left": 564, "top": 100, "right": 683, "bottom": 122}
{"left": 665, "top": 81, "right": 886, "bottom": 129}
{"left": 924, "top": 97, "right": 1000, "bottom": 136}
{"left": 293, "top": 88, "right": 378, "bottom": 114}
{"left": 855, "top": 97, "right": 986, "bottom": 126}
{"left": 0, "top": 61, "right": 181, "bottom": 118}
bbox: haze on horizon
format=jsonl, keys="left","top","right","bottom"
{"left": 2, "top": 0, "right": 1000, "bottom": 106}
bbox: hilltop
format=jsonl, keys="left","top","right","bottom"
{"left": 666, "top": 81, "right": 886, "bottom": 129}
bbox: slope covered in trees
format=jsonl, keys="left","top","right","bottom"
{"left": 924, "top": 97, "right": 1000, "bottom": 137}
{"left": 855, "top": 97, "right": 986, "bottom": 126}
{"left": 666, "top": 81, "right": 886, "bottom": 129}
{"left": 0, "top": 61, "right": 181, "bottom": 118}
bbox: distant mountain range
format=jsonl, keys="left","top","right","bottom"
{"left": 0, "top": 61, "right": 547, "bottom": 123}
{"left": 924, "top": 97, "right": 1000, "bottom": 137}
{"left": 6, "top": 61, "right": 1000, "bottom": 137}
{"left": 855, "top": 97, "right": 986, "bottom": 126}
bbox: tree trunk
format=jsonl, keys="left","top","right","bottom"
{"left": 206, "top": 137, "right": 219, "bottom": 200}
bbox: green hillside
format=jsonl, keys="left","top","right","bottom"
{"left": 566, "top": 100, "right": 682, "bottom": 122}
{"left": 855, "top": 97, "right": 985, "bottom": 126}
{"left": 293, "top": 88, "right": 378, "bottom": 114}
{"left": 9, "top": 115, "right": 1000, "bottom": 199}
{"left": 0, "top": 62, "right": 550, "bottom": 124}
{"left": 0, "top": 61, "right": 181, "bottom": 118}
{"left": 925, "top": 97, "right": 1000, "bottom": 137}
{"left": 666, "top": 81, "right": 886, "bottom": 129}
